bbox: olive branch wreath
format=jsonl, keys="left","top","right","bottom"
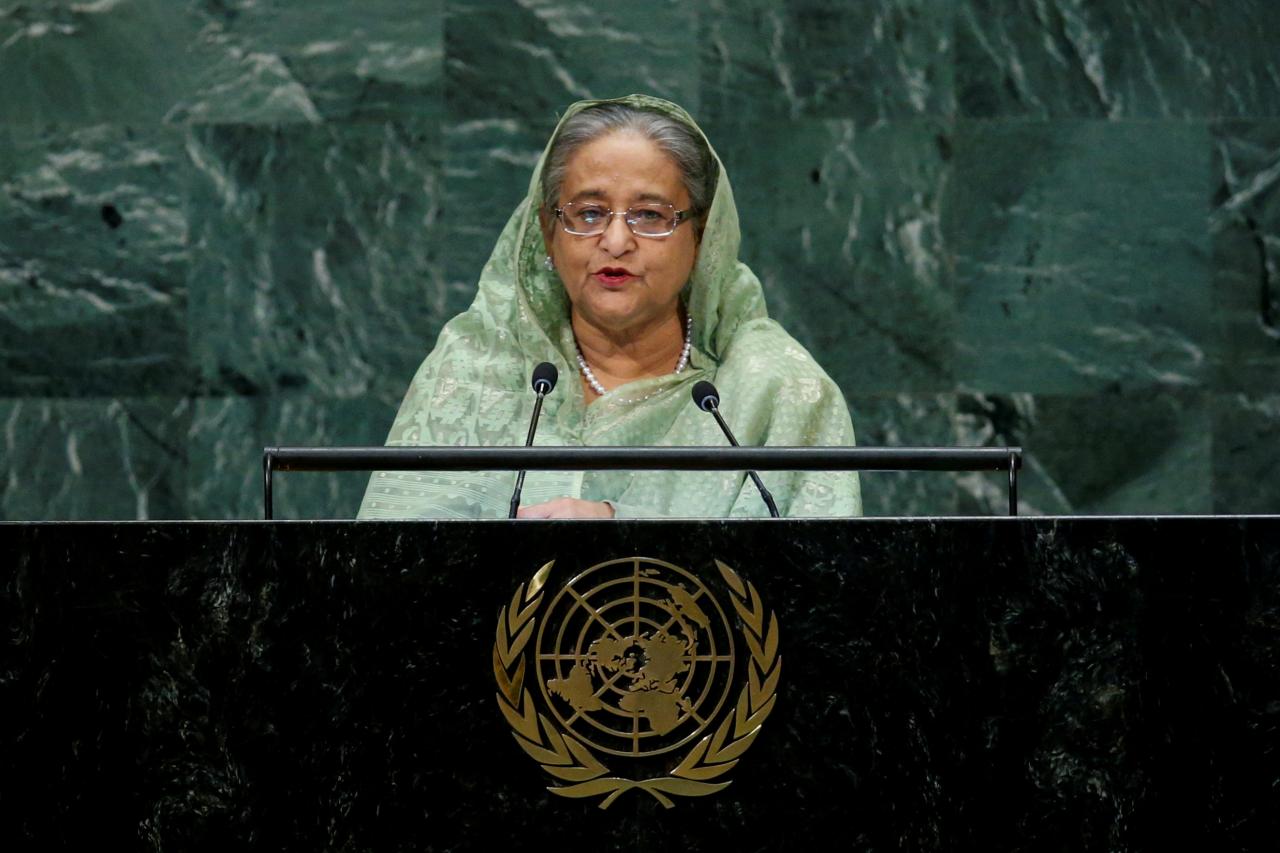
{"left": 493, "top": 558, "right": 780, "bottom": 809}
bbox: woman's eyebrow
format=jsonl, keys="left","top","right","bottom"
{"left": 633, "top": 191, "right": 672, "bottom": 204}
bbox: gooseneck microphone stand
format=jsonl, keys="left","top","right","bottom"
{"left": 508, "top": 362, "right": 559, "bottom": 518}
{"left": 692, "top": 380, "right": 781, "bottom": 518}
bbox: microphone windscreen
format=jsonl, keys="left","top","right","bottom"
{"left": 691, "top": 380, "right": 720, "bottom": 412}
{"left": 531, "top": 362, "right": 558, "bottom": 394}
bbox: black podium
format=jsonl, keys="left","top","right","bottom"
{"left": 3, "top": 517, "right": 1278, "bottom": 850}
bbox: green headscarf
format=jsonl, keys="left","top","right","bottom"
{"left": 359, "top": 94, "right": 861, "bottom": 519}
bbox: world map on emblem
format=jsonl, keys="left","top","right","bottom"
{"left": 535, "top": 557, "right": 737, "bottom": 758}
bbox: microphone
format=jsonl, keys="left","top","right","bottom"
{"left": 509, "top": 362, "right": 558, "bottom": 518}
{"left": 531, "top": 361, "right": 556, "bottom": 396}
{"left": 691, "top": 380, "right": 780, "bottom": 518}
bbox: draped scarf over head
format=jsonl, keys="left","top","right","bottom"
{"left": 359, "top": 94, "right": 861, "bottom": 519}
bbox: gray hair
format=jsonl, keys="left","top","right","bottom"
{"left": 540, "top": 104, "right": 717, "bottom": 222}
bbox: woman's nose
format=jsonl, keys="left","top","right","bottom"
{"left": 598, "top": 213, "right": 635, "bottom": 255}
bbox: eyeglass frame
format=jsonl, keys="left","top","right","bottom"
{"left": 552, "top": 201, "right": 693, "bottom": 239}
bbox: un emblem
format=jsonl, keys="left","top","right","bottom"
{"left": 493, "top": 557, "right": 781, "bottom": 808}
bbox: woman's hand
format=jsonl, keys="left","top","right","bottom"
{"left": 516, "top": 498, "right": 615, "bottom": 519}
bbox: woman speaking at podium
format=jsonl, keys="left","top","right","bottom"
{"left": 359, "top": 95, "right": 861, "bottom": 519}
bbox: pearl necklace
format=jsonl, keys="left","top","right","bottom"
{"left": 575, "top": 314, "right": 693, "bottom": 397}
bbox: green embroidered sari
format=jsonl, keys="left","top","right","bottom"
{"left": 358, "top": 95, "right": 861, "bottom": 519}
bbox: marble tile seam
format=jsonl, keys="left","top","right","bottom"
{"left": 946, "top": 116, "right": 1232, "bottom": 126}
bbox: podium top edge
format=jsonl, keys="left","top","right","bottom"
{"left": 4, "top": 515, "right": 1279, "bottom": 526}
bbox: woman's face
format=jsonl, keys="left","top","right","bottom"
{"left": 543, "top": 131, "right": 699, "bottom": 335}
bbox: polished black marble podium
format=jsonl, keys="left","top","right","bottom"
{"left": 3, "top": 518, "right": 1278, "bottom": 851}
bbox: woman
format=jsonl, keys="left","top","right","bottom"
{"left": 358, "top": 94, "right": 861, "bottom": 519}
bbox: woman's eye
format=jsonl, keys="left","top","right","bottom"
{"left": 632, "top": 208, "right": 664, "bottom": 222}
{"left": 577, "top": 207, "right": 606, "bottom": 223}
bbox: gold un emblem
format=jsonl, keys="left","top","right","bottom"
{"left": 493, "top": 556, "right": 781, "bottom": 808}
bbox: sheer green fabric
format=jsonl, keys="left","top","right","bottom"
{"left": 358, "top": 95, "right": 861, "bottom": 519}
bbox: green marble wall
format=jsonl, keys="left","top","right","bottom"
{"left": 2, "top": 0, "right": 1277, "bottom": 519}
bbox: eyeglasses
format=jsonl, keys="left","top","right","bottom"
{"left": 553, "top": 202, "right": 691, "bottom": 238}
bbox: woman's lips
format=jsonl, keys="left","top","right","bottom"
{"left": 593, "top": 269, "right": 636, "bottom": 287}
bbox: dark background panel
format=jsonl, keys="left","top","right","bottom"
{"left": 2, "top": 518, "right": 1277, "bottom": 849}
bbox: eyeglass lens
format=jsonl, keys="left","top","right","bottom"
{"left": 559, "top": 203, "right": 678, "bottom": 236}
